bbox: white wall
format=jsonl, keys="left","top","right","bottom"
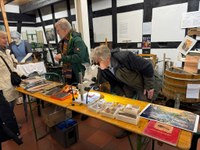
{"left": 54, "top": 1, "right": 68, "bottom": 19}
{"left": 70, "top": 0, "right": 76, "bottom": 15}
{"left": 40, "top": 6, "right": 52, "bottom": 21}
{"left": 92, "top": 0, "right": 111, "bottom": 11}
{"left": 93, "top": 16, "right": 112, "bottom": 42}
{"left": 117, "top": 10, "right": 143, "bottom": 43}
{"left": 151, "top": 3, "right": 187, "bottom": 42}
{"left": 5, "top": 4, "right": 19, "bottom": 13}
{"left": 117, "top": 0, "right": 144, "bottom": 7}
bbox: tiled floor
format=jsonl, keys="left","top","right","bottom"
{"left": 1, "top": 103, "right": 200, "bottom": 150}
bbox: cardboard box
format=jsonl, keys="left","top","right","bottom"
{"left": 42, "top": 105, "right": 71, "bottom": 127}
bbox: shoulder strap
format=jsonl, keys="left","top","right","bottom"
{"left": 24, "top": 41, "right": 28, "bottom": 54}
{"left": 0, "top": 56, "right": 12, "bottom": 73}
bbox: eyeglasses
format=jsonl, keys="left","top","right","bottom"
{"left": 92, "top": 62, "right": 100, "bottom": 66}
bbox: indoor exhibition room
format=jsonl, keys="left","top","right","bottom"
{"left": 0, "top": 0, "right": 200, "bottom": 150}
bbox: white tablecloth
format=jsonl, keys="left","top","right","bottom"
{"left": 16, "top": 61, "right": 46, "bottom": 76}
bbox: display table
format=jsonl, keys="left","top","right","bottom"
{"left": 16, "top": 87, "right": 193, "bottom": 150}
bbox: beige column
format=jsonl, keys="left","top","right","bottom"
{"left": 74, "top": 0, "right": 91, "bottom": 53}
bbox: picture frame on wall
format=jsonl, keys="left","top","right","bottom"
{"left": 45, "top": 28, "right": 55, "bottom": 42}
{"left": 142, "top": 35, "right": 151, "bottom": 49}
{"left": 177, "top": 35, "right": 197, "bottom": 56}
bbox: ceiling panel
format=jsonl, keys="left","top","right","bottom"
{"left": 4, "top": 0, "right": 32, "bottom": 6}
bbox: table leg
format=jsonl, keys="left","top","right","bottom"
{"left": 27, "top": 95, "right": 38, "bottom": 140}
{"left": 36, "top": 99, "right": 41, "bottom": 116}
{"left": 127, "top": 134, "right": 134, "bottom": 150}
{"left": 22, "top": 94, "right": 28, "bottom": 122}
{"left": 137, "top": 135, "right": 142, "bottom": 150}
{"left": 28, "top": 96, "right": 49, "bottom": 141}
{"left": 152, "top": 139, "right": 155, "bottom": 150}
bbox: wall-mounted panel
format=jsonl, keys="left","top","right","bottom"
{"left": 151, "top": 3, "right": 187, "bottom": 42}
{"left": 117, "top": 0, "right": 144, "bottom": 7}
{"left": 117, "top": 10, "right": 143, "bottom": 43}
{"left": 92, "top": 0, "right": 111, "bottom": 11}
{"left": 45, "top": 24, "right": 56, "bottom": 44}
{"left": 9, "top": 27, "right": 17, "bottom": 32}
{"left": 93, "top": 15, "right": 112, "bottom": 42}
{"left": 21, "top": 27, "right": 37, "bottom": 43}
{"left": 143, "top": 22, "right": 151, "bottom": 35}
{"left": 5, "top": 4, "right": 19, "bottom": 13}
{"left": 70, "top": 0, "right": 76, "bottom": 15}
{"left": 36, "top": 26, "right": 47, "bottom": 44}
{"left": 40, "top": 6, "right": 52, "bottom": 21}
{"left": 54, "top": 1, "right": 68, "bottom": 19}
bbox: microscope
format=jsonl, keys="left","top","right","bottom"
{"left": 77, "top": 72, "right": 99, "bottom": 104}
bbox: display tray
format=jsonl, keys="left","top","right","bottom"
{"left": 100, "top": 104, "right": 124, "bottom": 119}
{"left": 115, "top": 110, "right": 139, "bottom": 125}
{"left": 88, "top": 99, "right": 106, "bottom": 113}
{"left": 124, "top": 104, "right": 140, "bottom": 115}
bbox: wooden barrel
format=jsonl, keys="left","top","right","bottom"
{"left": 162, "top": 68, "right": 200, "bottom": 103}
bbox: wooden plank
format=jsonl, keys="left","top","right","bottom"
{"left": 20, "top": 0, "right": 63, "bottom": 13}
{"left": 188, "top": 28, "right": 200, "bottom": 36}
{"left": 0, "top": 0, "right": 11, "bottom": 43}
{"left": 183, "top": 55, "right": 200, "bottom": 74}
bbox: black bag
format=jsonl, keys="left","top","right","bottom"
{"left": 0, "top": 56, "right": 21, "bottom": 86}
{"left": 0, "top": 91, "right": 22, "bottom": 145}
{"left": 10, "top": 72, "right": 21, "bottom": 86}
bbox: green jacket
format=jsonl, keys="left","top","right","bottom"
{"left": 61, "top": 31, "right": 90, "bottom": 82}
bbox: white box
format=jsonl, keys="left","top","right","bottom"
{"left": 116, "top": 110, "right": 139, "bottom": 125}
{"left": 124, "top": 104, "right": 140, "bottom": 115}
{"left": 100, "top": 104, "right": 124, "bottom": 119}
{"left": 88, "top": 99, "right": 106, "bottom": 113}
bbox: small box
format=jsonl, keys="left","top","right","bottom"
{"left": 115, "top": 110, "right": 139, "bottom": 125}
{"left": 124, "top": 104, "right": 140, "bottom": 115}
{"left": 88, "top": 99, "right": 106, "bottom": 113}
{"left": 50, "top": 119, "right": 79, "bottom": 148}
{"left": 100, "top": 104, "right": 124, "bottom": 119}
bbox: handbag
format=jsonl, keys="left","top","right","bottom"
{"left": 0, "top": 56, "right": 21, "bottom": 86}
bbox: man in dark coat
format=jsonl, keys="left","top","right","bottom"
{"left": 92, "top": 45, "right": 154, "bottom": 101}
{"left": 91, "top": 45, "right": 154, "bottom": 138}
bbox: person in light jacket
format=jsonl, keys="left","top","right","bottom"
{"left": 0, "top": 31, "right": 21, "bottom": 111}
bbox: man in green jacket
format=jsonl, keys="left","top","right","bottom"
{"left": 55, "top": 18, "right": 90, "bottom": 84}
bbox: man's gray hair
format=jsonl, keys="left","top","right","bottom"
{"left": 55, "top": 18, "right": 72, "bottom": 30}
{"left": 91, "top": 44, "right": 111, "bottom": 63}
